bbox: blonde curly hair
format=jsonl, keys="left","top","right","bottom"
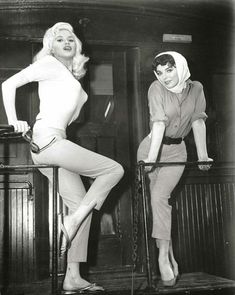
{"left": 34, "top": 22, "right": 89, "bottom": 80}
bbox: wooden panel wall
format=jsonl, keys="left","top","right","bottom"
{"left": 173, "top": 181, "right": 235, "bottom": 277}
{"left": 0, "top": 2, "right": 234, "bottom": 162}
{"left": 0, "top": 182, "right": 35, "bottom": 283}
{"left": 139, "top": 167, "right": 235, "bottom": 280}
{"left": 171, "top": 168, "right": 235, "bottom": 280}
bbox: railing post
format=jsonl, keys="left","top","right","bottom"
{"left": 138, "top": 161, "right": 153, "bottom": 290}
{"left": 52, "top": 166, "right": 58, "bottom": 295}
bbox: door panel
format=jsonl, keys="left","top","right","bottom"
{"left": 68, "top": 48, "right": 133, "bottom": 270}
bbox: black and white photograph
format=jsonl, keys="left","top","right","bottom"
{"left": 0, "top": 1, "right": 234, "bottom": 294}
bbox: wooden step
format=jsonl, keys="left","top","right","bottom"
{"left": 2, "top": 272, "right": 235, "bottom": 295}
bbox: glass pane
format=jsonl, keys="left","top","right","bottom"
{"left": 89, "top": 64, "right": 113, "bottom": 95}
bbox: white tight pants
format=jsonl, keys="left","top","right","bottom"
{"left": 31, "top": 125, "right": 124, "bottom": 263}
{"left": 137, "top": 136, "right": 187, "bottom": 240}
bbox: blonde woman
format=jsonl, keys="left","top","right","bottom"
{"left": 2, "top": 22, "right": 124, "bottom": 293}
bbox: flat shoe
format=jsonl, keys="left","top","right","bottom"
{"left": 161, "top": 276, "right": 177, "bottom": 287}
{"left": 62, "top": 283, "right": 105, "bottom": 294}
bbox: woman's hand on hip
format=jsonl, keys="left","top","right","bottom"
{"left": 198, "top": 157, "right": 213, "bottom": 171}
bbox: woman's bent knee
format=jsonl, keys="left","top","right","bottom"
{"left": 109, "top": 162, "right": 124, "bottom": 181}
{"left": 114, "top": 163, "right": 124, "bottom": 179}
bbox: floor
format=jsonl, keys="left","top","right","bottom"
{"left": 2, "top": 272, "right": 235, "bottom": 295}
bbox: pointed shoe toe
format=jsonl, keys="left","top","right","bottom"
{"left": 161, "top": 276, "right": 177, "bottom": 287}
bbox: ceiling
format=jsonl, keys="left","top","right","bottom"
{"left": 88, "top": 0, "right": 234, "bottom": 23}
{"left": 1, "top": 0, "right": 234, "bottom": 26}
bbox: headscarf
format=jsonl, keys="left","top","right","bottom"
{"left": 153, "top": 51, "right": 190, "bottom": 94}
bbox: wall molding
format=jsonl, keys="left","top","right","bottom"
{"left": 0, "top": 1, "right": 233, "bottom": 27}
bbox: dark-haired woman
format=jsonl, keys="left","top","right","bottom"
{"left": 137, "top": 51, "right": 212, "bottom": 287}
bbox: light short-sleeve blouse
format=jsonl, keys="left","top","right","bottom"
{"left": 148, "top": 79, "right": 207, "bottom": 138}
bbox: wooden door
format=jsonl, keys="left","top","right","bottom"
{"left": 29, "top": 44, "right": 142, "bottom": 281}
{"left": 67, "top": 47, "right": 134, "bottom": 274}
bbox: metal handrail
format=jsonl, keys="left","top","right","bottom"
{"left": 0, "top": 164, "right": 58, "bottom": 169}
{"left": 137, "top": 160, "right": 235, "bottom": 174}
{"left": 0, "top": 124, "right": 14, "bottom": 132}
{"left": 138, "top": 160, "right": 214, "bottom": 168}
{"left": 0, "top": 124, "right": 21, "bottom": 139}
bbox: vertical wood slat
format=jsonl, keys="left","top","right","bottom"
{"left": 0, "top": 186, "right": 35, "bottom": 284}
{"left": 0, "top": 192, "right": 4, "bottom": 282}
{"left": 173, "top": 182, "right": 235, "bottom": 277}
